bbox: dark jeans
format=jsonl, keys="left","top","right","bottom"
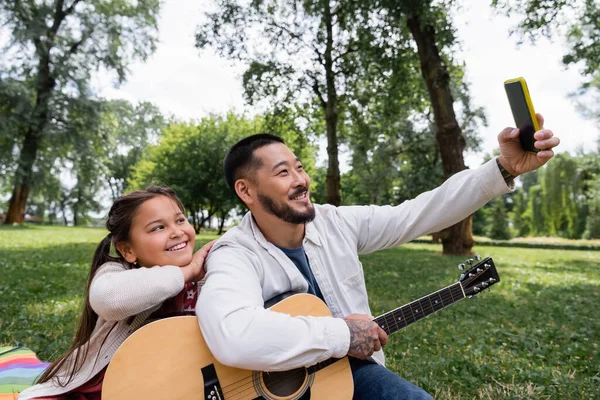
{"left": 350, "top": 358, "right": 433, "bottom": 400}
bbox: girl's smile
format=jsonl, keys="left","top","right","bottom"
{"left": 166, "top": 241, "right": 189, "bottom": 251}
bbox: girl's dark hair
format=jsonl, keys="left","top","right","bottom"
{"left": 37, "top": 186, "right": 185, "bottom": 386}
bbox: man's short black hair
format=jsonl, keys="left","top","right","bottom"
{"left": 224, "top": 133, "right": 285, "bottom": 193}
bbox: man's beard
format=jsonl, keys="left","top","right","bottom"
{"left": 258, "top": 190, "right": 315, "bottom": 225}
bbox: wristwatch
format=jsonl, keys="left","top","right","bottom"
{"left": 496, "top": 157, "right": 515, "bottom": 185}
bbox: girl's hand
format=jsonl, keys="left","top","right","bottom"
{"left": 181, "top": 240, "right": 216, "bottom": 283}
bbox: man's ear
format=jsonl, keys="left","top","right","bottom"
{"left": 235, "top": 179, "right": 255, "bottom": 206}
{"left": 116, "top": 242, "right": 137, "bottom": 264}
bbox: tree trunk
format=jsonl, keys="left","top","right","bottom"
{"left": 217, "top": 211, "right": 226, "bottom": 235}
{"left": 191, "top": 208, "right": 199, "bottom": 233}
{"left": 60, "top": 196, "right": 68, "bottom": 226}
{"left": 407, "top": 15, "right": 474, "bottom": 255}
{"left": 323, "top": 1, "right": 341, "bottom": 206}
{"left": 199, "top": 209, "right": 215, "bottom": 232}
{"left": 4, "top": 0, "right": 72, "bottom": 224}
{"left": 4, "top": 50, "right": 55, "bottom": 224}
{"left": 73, "top": 203, "right": 79, "bottom": 226}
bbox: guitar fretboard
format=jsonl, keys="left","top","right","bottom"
{"left": 373, "top": 282, "right": 465, "bottom": 335}
{"left": 308, "top": 282, "right": 465, "bottom": 375}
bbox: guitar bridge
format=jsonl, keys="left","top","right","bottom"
{"left": 202, "top": 364, "right": 224, "bottom": 400}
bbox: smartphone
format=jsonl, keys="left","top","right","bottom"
{"left": 504, "top": 77, "right": 540, "bottom": 153}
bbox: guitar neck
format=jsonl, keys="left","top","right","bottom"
{"left": 308, "top": 282, "right": 466, "bottom": 375}
{"left": 374, "top": 282, "right": 465, "bottom": 335}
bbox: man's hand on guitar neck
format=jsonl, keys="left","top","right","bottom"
{"left": 343, "top": 314, "right": 388, "bottom": 359}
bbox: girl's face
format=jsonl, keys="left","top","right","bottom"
{"left": 118, "top": 195, "right": 196, "bottom": 268}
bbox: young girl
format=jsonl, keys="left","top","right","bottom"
{"left": 18, "top": 186, "right": 214, "bottom": 400}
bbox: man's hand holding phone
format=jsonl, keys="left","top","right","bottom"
{"left": 497, "top": 113, "right": 560, "bottom": 177}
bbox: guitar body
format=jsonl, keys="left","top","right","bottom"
{"left": 103, "top": 257, "right": 500, "bottom": 400}
{"left": 102, "top": 294, "right": 354, "bottom": 400}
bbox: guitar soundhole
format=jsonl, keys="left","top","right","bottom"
{"left": 261, "top": 368, "right": 307, "bottom": 397}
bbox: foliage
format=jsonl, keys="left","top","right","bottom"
{"left": 100, "top": 100, "right": 166, "bottom": 200}
{"left": 491, "top": 0, "right": 600, "bottom": 123}
{"left": 0, "top": 78, "right": 33, "bottom": 184}
{"left": 0, "top": 0, "right": 160, "bottom": 84}
{"left": 128, "top": 112, "right": 316, "bottom": 232}
{"left": 0, "top": 0, "right": 161, "bottom": 222}
{"left": 0, "top": 96, "right": 165, "bottom": 225}
{"left": 197, "top": 0, "right": 373, "bottom": 204}
{"left": 128, "top": 116, "right": 242, "bottom": 232}
{"left": 474, "top": 150, "right": 600, "bottom": 240}
{"left": 487, "top": 196, "right": 512, "bottom": 240}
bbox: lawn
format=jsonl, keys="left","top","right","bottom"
{"left": 1, "top": 226, "right": 598, "bottom": 399}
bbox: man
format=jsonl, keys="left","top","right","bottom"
{"left": 197, "top": 114, "right": 559, "bottom": 399}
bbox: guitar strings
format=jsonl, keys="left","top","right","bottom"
{"left": 378, "top": 284, "right": 464, "bottom": 333}
{"left": 379, "top": 271, "right": 486, "bottom": 333}
{"left": 381, "top": 270, "right": 492, "bottom": 333}
{"left": 216, "top": 285, "right": 468, "bottom": 400}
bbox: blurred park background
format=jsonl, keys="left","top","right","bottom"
{"left": 0, "top": 0, "right": 599, "bottom": 398}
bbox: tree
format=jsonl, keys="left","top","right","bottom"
{"left": 100, "top": 100, "right": 166, "bottom": 200}
{"left": 0, "top": 78, "right": 34, "bottom": 187}
{"left": 0, "top": 0, "right": 160, "bottom": 224}
{"left": 129, "top": 113, "right": 315, "bottom": 234}
{"left": 197, "top": 0, "right": 374, "bottom": 206}
{"left": 509, "top": 190, "right": 530, "bottom": 237}
{"left": 198, "top": 0, "right": 484, "bottom": 253}
{"left": 583, "top": 178, "right": 600, "bottom": 239}
{"left": 539, "top": 153, "right": 581, "bottom": 238}
{"left": 375, "top": 0, "right": 485, "bottom": 254}
{"left": 526, "top": 184, "right": 546, "bottom": 236}
{"left": 581, "top": 141, "right": 600, "bottom": 239}
{"left": 129, "top": 118, "right": 240, "bottom": 233}
{"left": 487, "top": 196, "right": 512, "bottom": 240}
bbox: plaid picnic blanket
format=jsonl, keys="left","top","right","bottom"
{"left": 0, "top": 346, "right": 50, "bottom": 400}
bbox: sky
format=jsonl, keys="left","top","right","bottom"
{"left": 97, "top": 0, "right": 599, "bottom": 170}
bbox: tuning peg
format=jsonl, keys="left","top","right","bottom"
{"left": 458, "top": 263, "right": 466, "bottom": 271}
{"left": 476, "top": 268, "right": 483, "bottom": 273}
{"left": 481, "top": 282, "right": 488, "bottom": 287}
{"left": 475, "top": 255, "right": 482, "bottom": 261}
{"left": 473, "top": 286, "right": 480, "bottom": 292}
{"left": 468, "top": 273, "right": 475, "bottom": 278}
{"left": 466, "top": 258, "right": 474, "bottom": 266}
{"left": 488, "top": 278, "right": 496, "bottom": 283}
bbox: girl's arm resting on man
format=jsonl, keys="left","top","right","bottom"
{"left": 89, "top": 262, "right": 185, "bottom": 321}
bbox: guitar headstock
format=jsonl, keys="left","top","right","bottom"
{"left": 458, "top": 256, "right": 499, "bottom": 297}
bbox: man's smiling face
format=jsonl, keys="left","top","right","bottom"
{"left": 251, "top": 142, "right": 315, "bottom": 225}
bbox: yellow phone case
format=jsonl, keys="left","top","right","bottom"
{"left": 504, "top": 77, "right": 540, "bottom": 132}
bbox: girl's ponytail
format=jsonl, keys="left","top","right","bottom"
{"left": 92, "top": 234, "right": 117, "bottom": 270}
{"left": 37, "top": 234, "right": 119, "bottom": 386}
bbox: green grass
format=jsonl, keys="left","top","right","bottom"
{"left": 1, "top": 226, "right": 598, "bottom": 399}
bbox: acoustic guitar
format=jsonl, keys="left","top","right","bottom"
{"left": 102, "top": 257, "right": 499, "bottom": 400}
